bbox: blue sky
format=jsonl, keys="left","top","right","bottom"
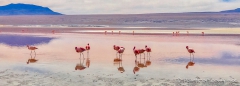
{"left": 221, "top": 0, "right": 236, "bottom": 2}
{"left": 0, "top": 0, "right": 239, "bottom": 15}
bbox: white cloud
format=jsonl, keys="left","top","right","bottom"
{"left": 0, "top": 0, "right": 239, "bottom": 15}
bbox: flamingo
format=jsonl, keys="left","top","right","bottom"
{"left": 133, "top": 46, "right": 140, "bottom": 59}
{"left": 75, "top": 47, "right": 86, "bottom": 59}
{"left": 138, "top": 49, "right": 146, "bottom": 59}
{"left": 113, "top": 45, "right": 120, "bottom": 57}
{"left": 86, "top": 43, "right": 90, "bottom": 56}
{"left": 118, "top": 47, "right": 125, "bottom": 59}
{"left": 186, "top": 46, "right": 195, "bottom": 61}
{"left": 145, "top": 45, "right": 151, "bottom": 57}
{"left": 86, "top": 43, "right": 90, "bottom": 51}
{"left": 27, "top": 45, "right": 38, "bottom": 55}
{"left": 52, "top": 30, "right": 55, "bottom": 34}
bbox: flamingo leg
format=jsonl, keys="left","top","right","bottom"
{"left": 119, "top": 53, "right": 120, "bottom": 59}
{"left": 120, "top": 54, "right": 122, "bottom": 59}
{"left": 34, "top": 53, "right": 36, "bottom": 59}
{"left": 82, "top": 53, "right": 84, "bottom": 59}
{"left": 79, "top": 53, "right": 81, "bottom": 59}
{"left": 30, "top": 50, "right": 32, "bottom": 55}
{"left": 190, "top": 53, "right": 191, "bottom": 61}
{"left": 87, "top": 51, "right": 89, "bottom": 58}
{"left": 149, "top": 55, "right": 151, "bottom": 60}
{"left": 149, "top": 52, "right": 151, "bottom": 57}
{"left": 140, "top": 54, "right": 141, "bottom": 59}
{"left": 116, "top": 52, "right": 118, "bottom": 57}
{"left": 30, "top": 53, "right": 32, "bottom": 59}
{"left": 192, "top": 53, "right": 194, "bottom": 62}
{"left": 143, "top": 53, "right": 145, "bottom": 59}
{"left": 34, "top": 50, "right": 36, "bottom": 55}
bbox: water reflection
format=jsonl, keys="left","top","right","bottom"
{"left": 75, "top": 52, "right": 90, "bottom": 70}
{"left": 0, "top": 34, "right": 55, "bottom": 47}
{"left": 75, "top": 57, "right": 86, "bottom": 70}
{"left": 165, "top": 52, "right": 240, "bottom": 66}
{"left": 113, "top": 57, "right": 125, "bottom": 73}
{"left": 145, "top": 56, "right": 152, "bottom": 67}
{"left": 133, "top": 58, "right": 140, "bottom": 74}
{"left": 133, "top": 57, "right": 147, "bottom": 74}
{"left": 186, "top": 55, "right": 195, "bottom": 69}
{"left": 27, "top": 53, "right": 38, "bottom": 64}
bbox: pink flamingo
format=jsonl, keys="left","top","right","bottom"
{"left": 133, "top": 46, "right": 140, "bottom": 59}
{"left": 75, "top": 47, "right": 86, "bottom": 59}
{"left": 86, "top": 43, "right": 90, "bottom": 53}
{"left": 113, "top": 45, "right": 120, "bottom": 56}
{"left": 27, "top": 45, "right": 38, "bottom": 54}
{"left": 145, "top": 45, "right": 151, "bottom": 57}
{"left": 118, "top": 47, "right": 125, "bottom": 59}
{"left": 85, "top": 43, "right": 90, "bottom": 58}
{"left": 138, "top": 49, "right": 146, "bottom": 59}
{"left": 186, "top": 46, "right": 195, "bottom": 60}
{"left": 52, "top": 30, "right": 55, "bottom": 34}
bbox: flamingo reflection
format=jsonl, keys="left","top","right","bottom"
{"left": 136, "top": 57, "right": 147, "bottom": 68}
{"left": 133, "top": 59, "right": 140, "bottom": 74}
{"left": 86, "top": 57, "right": 90, "bottom": 68}
{"left": 145, "top": 55, "right": 151, "bottom": 67}
{"left": 27, "top": 53, "right": 38, "bottom": 64}
{"left": 113, "top": 58, "right": 125, "bottom": 73}
{"left": 186, "top": 54, "right": 195, "bottom": 69}
{"left": 133, "top": 56, "right": 149, "bottom": 74}
{"left": 75, "top": 57, "right": 87, "bottom": 70}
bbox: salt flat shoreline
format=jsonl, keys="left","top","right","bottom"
{"left": 0, "top": 27, "right": 239, "bottom": 36}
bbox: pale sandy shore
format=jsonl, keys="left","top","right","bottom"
{"left": 0, "top": 27, "right": 240, "bottom": 86}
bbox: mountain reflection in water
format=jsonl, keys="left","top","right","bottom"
{"left": 0, "top": 34, "right": 56, "bottom": 47}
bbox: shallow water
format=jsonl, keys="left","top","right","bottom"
{"left": 0, "top": 33, "right": 240, "bottom": 85}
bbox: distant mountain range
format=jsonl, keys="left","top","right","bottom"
{"left": 0, "top": 3, "right": 62, "bottom": 15}
{"left": 0, "top": 3, "right": 239, "bottom": 15}
{"left": 220, "top": 8, "right": 240, "bottom": 13}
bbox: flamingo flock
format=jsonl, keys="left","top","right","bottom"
{"left": 26, "top": 42, "right": 196, "bottom": 71}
